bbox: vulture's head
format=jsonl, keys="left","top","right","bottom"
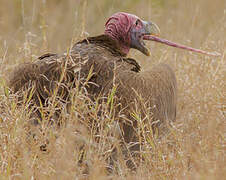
{"left": 105, "top": 12, "right": 160, "bottom": 56}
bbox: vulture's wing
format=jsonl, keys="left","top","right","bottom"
{"left": 112, "top": 63, "right": 177, "bottom": 135}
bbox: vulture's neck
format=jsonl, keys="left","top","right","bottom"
{"left": 79, "top": 35, "right": 127, "bottom": 57}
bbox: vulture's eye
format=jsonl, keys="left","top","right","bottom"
{"left": 135, "top": 19, "right": 142, "bottom": 28}
{"left": 135, "top": 19, "right": 139, "bottom": 26}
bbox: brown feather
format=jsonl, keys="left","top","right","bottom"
{"left": 8, "top": 34, "right": 177, "bottom": 142}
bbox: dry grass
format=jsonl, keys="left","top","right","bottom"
{"left": 0, "top": 0, "right": 225, "bottom": 179}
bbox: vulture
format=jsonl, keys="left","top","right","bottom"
{"left": 9, "top": 12, "right": 177, "bottom": 148}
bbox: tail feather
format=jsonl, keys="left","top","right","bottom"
{"left": 8, "top": 62, "right": 41, "bottom": 93}
{"left": 8, "top": 53, "right": 58, "bottom": 93}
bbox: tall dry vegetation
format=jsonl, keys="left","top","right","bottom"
{"left": 0, "top": 0, "right": 225, "bottom": 179}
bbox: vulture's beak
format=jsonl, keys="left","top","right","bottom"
{"left": 144, "top": 21, "right": 160, "bottom": 37}
{"left": 130, "top": 20, "right": 160, "bottom": 56}
{"left": 142, "top": 21, "right": 160, "bottom": 56}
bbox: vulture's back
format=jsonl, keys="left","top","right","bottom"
{"left": 8, "top": 35, "right": 139, "bottom": 105}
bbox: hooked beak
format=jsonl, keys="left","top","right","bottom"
{"left": 141, "top": 21, "right": 160, "bottom": 56}
{"left": 130, "top": 20, "right": 160, "bottom": 56}
{"left": 144, "top": 21, "right": 160, "bottom": 37}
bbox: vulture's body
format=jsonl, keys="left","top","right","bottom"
{"left": 9, "top": 35, "right": 177, "bottom": 141}
{"left": 9, "top": 12, "right": 177, "bottom": 147}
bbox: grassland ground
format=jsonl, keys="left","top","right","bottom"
{"left": 0, "top": 0, "right": 225, "bottom": 179}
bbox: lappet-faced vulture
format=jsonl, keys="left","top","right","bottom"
{"left": 9, "top": 12, "right": 177, "bottom": 146}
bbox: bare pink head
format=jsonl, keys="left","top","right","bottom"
{"left": 104, "top": 12, "right": 220, "bottom": 57}
{"left": 104, "top": 12, "right": 160, "bottom": 56}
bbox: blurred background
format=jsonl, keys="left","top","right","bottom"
{"left": 0, "top": 0, "right": 225, "bottom": 61}
{"left": 0, "top": 0, "right": 225, "bottom": 179}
